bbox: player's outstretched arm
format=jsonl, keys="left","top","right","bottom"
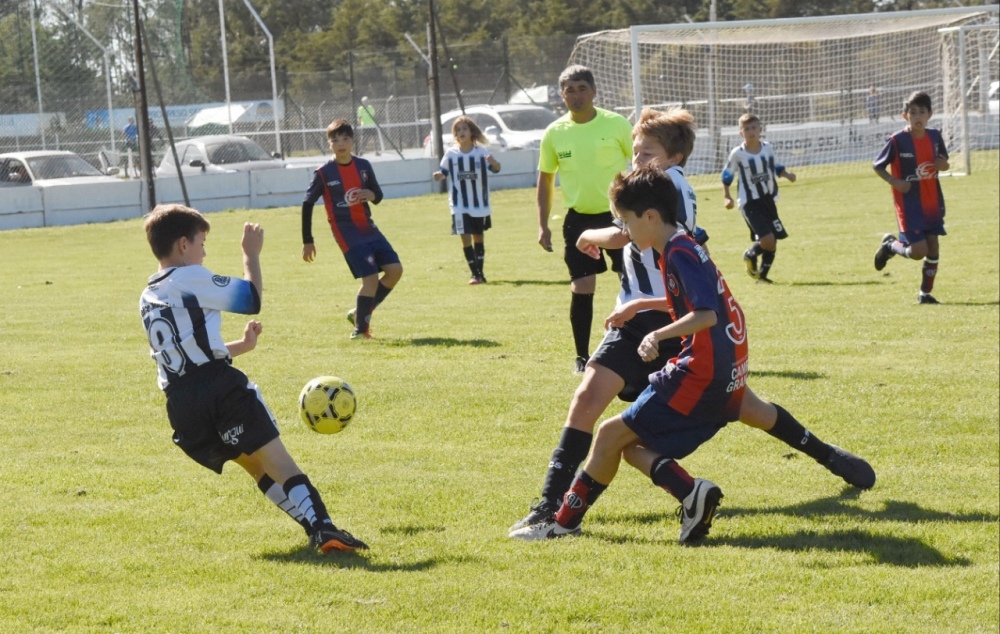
{"left": 226, "top": 319, "right": 262, "bottom": 358}
{"left": 242, "top": 223, "right": 264, "bottom": 299}
{"left": 577, "top": 226, "right": 628, "bottom": 258}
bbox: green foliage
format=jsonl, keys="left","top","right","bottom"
{"left": 0, "top": 164, "right": 997, "bottom": 632}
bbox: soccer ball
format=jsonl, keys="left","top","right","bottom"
{"left": 298, "top": 376, "right": 356, "bottom": 434}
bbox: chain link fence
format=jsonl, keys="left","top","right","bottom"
{"left": 0, "top": 0, "right": 576, "bottom": 171}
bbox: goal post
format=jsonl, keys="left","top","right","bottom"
{"left": 939, "top": 23, "right": 999, "bottom": 175}
{"left": 569, "top": 7, "right": 999, "bottom": 177}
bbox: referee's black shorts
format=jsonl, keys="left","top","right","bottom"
{"left": 562, "top": 209, "right": 623, "bottom": 281}
{"left": 165, "top": 361, "right": 280, "bottom": 474}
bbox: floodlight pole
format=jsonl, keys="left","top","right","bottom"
{"left": 218, "top": 0, "right": 234, "bottom": 134}
{"left": 131, "top": 0, "right": 155, "bottom": 207}
{"left": 241, "top": 0, "right": 282, "bottom": 155}
{"left": 29, "top": 0, "right": 46, "bottom": 149}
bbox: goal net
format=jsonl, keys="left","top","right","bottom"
{"left": 569, "top": 7, "right": 999, "bottom": 177}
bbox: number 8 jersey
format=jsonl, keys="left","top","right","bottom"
{"left": 140, "top": 265, "right": 260, "bottom": 390}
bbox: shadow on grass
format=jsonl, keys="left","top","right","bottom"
{"left": 751, "top": 369, "right": 825, "bottom": 380}
{"left": 713, "top": 528, "right": 971, "bottom": 567}
{"left": 942, "top": 300, "right": 1000, "bottom": 307}
{"left": 257, "top": 548, "right": 442, "bottom": 572}
{"left": 383, "top": 337, "right": 501, "bottom": 348}
{"left": 492, "top": 279, "right": 567, "bottom": 287}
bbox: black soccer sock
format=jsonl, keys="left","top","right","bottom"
{"left": 759, "top": 249, "right": 776, "bottom": 279}
{"left": 921, "top": 258, "right": 938, "bottom": 293}
{"left": 765, "top": 404, "right": 832, "bottom": 463}
{"left": 650, "top": 456, "right": 695, "bottom": 502}
{"left": 554, "top": 470, "right": 607, "bottom": 530}
{"left": 283, "top": 474, "right": 332, "bottom": 531}
{"left": 258, "top": 474, "right": 310, "bottom": 534}
{"left": 539, "top": 427, "right": 594, "bottom": 508}
{"left": 354, "top": 294, "right": 376, "bottom": 333}
{"left": 463, "top": 245, "right": 477, "bottom": 277}
{"left": 474, "top": 242, "right": 485, "bottom": 278}
{"left": 373, "top": 281, "right": 393, "bottom": 308}
{"left": 569, "top": 292, "right": 595, "bottom": 360}
{"left": 746, "top": 241, "right": 763, "bottom": 258}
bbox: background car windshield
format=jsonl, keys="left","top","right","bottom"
{"left": 27, "top": 155, "right": 102, "bottom": 180}
{"left": 206, "top": 141, "right": 271, "bottom": 164}
{"left": 499, "top": 109, "right": 558, "bottom": 131}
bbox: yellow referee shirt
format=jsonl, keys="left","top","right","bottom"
{"left": 538, "top": 108, "right": 632, "bottom": 215}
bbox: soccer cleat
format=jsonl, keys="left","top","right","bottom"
{"left": 309, "top": 524, "right": 369, "bottom": 553}
{"left": 874, "top": 234, "right": 896, "bottom": 271}
{"left": 346, "top": 309, "right": 356, "bottom": 326}
{"left": 476, "top": 273, "right": 488, "bottom": 284}
{"left": 508, "top": 518, "right": 581, "bottom": 542}
{"left": 677, "top": 478, "right": 723, "bottom": 544}
{"left": 823, "top": 445, "right": 876, "bottom": 490}
{"left": 743, "top": 250, "right": 759, "bottom": 280}
{"left": 574, "top": 356, "right": 588, "bottom": 375}
{"left": 509, "top": 499, "right": 558, "bottom": 534}
{"left": 918, "top": 293, "right": 940, "bottom": 305}
{"left": 756, "top": 276, "right": 774, "bottom": 285}
{"left": 468, "top": 276, "right": 482, "bottom": 285}
{"left": 350, "top": 329, "right": 372, "bottom": 340}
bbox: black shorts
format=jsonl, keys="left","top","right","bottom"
{"left": 741, "top": 195, "right": 788, "bottom": 241}
{"left": 452, "top": 213, "right": 491, "bottom": 236}
{"left": 591, "top": 310, "right": 682, "bottom": 402}
{"left": 562, "top": 209, "right": 623, "bottom": 281}
{"left": 164, "top": 361, "right": 280, "bottom": 474}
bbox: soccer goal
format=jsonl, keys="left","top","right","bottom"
{"left": 569, "top": 7, "right": 999, "bottom": 177}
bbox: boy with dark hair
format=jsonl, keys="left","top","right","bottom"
{"left": 872, "top": 91, "right": 950, "bottom": 304}
{"left": 722, "top": 113, "right": 797, "bottom": 283}
{"left": 510, "top": 112, "right": 873, "bottom": 537}
{"left": 301, "top": 119, "right": 403, "bottom": 338}
{"left": 511, "top": 168, "right": 873, "bottom": 544}
{"left": 140, "top": 204, "right": 368, "bottom": 553}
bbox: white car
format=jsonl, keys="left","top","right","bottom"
{"left": 0, "top": 151, "right": 119, "bottom": 187}
{"left": 156, "top": 135, "right": 286, "bottom": 177}
{"left": 424, "top": 104, "right": 559, "bottom": 156}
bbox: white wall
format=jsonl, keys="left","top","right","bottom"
{"left": 0, "top": 150, "right": 541, "bottom": 231}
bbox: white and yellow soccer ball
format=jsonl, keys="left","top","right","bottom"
{"left": 298, "top": 376, "right": 356, "bottom": 434}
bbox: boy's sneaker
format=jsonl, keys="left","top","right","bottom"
{"left": 350, "top": 329, "right": 372, "bottom": 340}
{"left": 509, "top": 499, "right": 558, "bottom": 533}
{"left": 468, "top": 276, "right": 482, "bottom": 285}
{"left": 346, "top": 309, "right": 356, "bottom": 326}
{"left": 743, "top": 250, "right": 759, "bottom": 280}
{"left": 476, "top": 273, "right": 488, "bottom": 284}
{"left": 508, "top": 518, "right": 580, "bottom": 541}
{"left": 756, "top": 276, "right": 774, "bottom": 285}
{"left": 677, "top": 478, "right": 723, "bottom": 544}
{"left": 574, "top": 356, "right": 588, "bottom": 375}
{"left": 918, "top": 293, "right": 940, "bottom": 305}
{"left": 874, "top": 234, "right": 896, "bottom": 271}
{"left": 823, "top": 445, "right": 876, "bottom": 490}
{"left": 309, "top": 524, "right": 369, "bottom": 553}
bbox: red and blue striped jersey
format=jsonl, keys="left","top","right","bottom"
{"left": 302, "top": 156, "right": 384, "bottom": 252}
{"left": 873, "top": 128, "right": 948, "bottom": 230}
{"left": 649, "top": 232, "right": 748, "bottom": 424}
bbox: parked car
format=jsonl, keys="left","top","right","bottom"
{"left": 155, "top": 135, "right": 286, "bottom": 177}
{"left": 424, "top": 104, "right": 559, "bottom": 156}
{"left": 0, "top": 151, "right": 119, "bottom": 187}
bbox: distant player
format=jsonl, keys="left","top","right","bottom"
{"left": 301, "top": 119, "right": 402, "bottom": 339}
{"left": 140, "top": 204, "right": 368, "bottom": 553}
{"left": 433, "top": 116, "right": 501, "bottom": 285}
{"left": 722, "top": 114, "right": 797, "bottom": 284}
{"left": 872, "top": 91, "right": 950, "bottom": 304}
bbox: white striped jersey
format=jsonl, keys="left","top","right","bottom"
{"left": 439, "top": 146, "right": 498, "bottom": 218}
{"left": 666, "top": 165, "right": 697, "bottom": 234}
{"left": 140, "top": 265, "right": 260, "bottom": 390}
{"left": 722, "top": 141, "right": 781, "bottom": 209}
{"left": 618, "top": 238, "right": 665, "bottom": 308}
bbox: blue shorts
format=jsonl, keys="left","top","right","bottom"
{"left": 344, "top": 236, "right": 400, "bottom": 279}
{"left": 898, "top": 219, "right": 946, "bottom": 245}
{"left": 620, "top": 385, "right": 726, "bottom": 459}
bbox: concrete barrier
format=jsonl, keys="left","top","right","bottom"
{"left": 0, "top": 150, "right": 541, "bottom": 230}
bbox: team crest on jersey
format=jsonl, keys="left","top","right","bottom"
{"left": 914, "top": 162, "right": 937, "bottom": 180}
{"left": 212, "top": 275, "right": 231, "bottom": 287}
{"left": 666, "top": 273, "right": 679, "bottom": 296}
{"left": 366, "top": 254, "right": 376, "bottom": 266}
{"left": 557, "top": 150, "right": 572, "bottom": 159}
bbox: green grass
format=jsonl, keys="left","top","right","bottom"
{"left": 0, "top": 164, "right": 997, "bottom": 633}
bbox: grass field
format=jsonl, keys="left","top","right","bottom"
{"left": 0, "top": 163, "right": 997, "bottom": 633}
